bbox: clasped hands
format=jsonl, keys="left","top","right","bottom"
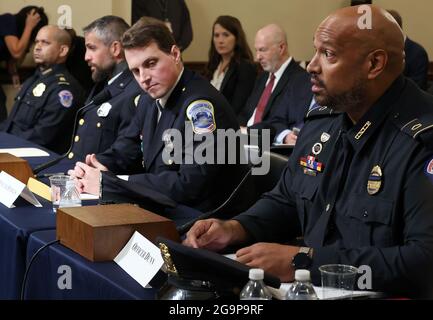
{"left": 68, "top": 154, "right": 108, "bottom": 195}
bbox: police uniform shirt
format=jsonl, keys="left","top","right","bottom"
{"left": 1, "top": 64, "right": 85, "bottom": 154}
{"left": 68, "top": 62, "right": 142, "bottom": 161}
{"left": 98, "top": 68, "right": 247, "bottom": 213}
{"left": 234, "top": 76, "right": 433, "bottom": 298}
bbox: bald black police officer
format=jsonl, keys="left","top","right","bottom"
{"left": 1, "top": 25, "right": 84, "bottom": 154}
{"left": 67, "top": 16, "right": 142, "bottom": 162}
{"left": 184, "top": 5, "right": 433, "bottom": 298}
{"left": 69, "top": 18, "right": 245, "bottom": 213}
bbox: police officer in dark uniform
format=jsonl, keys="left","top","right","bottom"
{"left": 1, "top": 25, "right": 84, "bottom": 154}
{"left": 69, "top": 18, "right": 246, "bottom": 214}
{"left": 184, "top": 6, "right": 433, "bottom": 298}
{"left": 68, "top": 16, "right": 141, "bottom": 162}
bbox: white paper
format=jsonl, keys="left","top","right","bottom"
{"left": 0, "top": 148, "right": 50, "bottom": 157}
{"left": 268, "top": 283, "right": 382, "bottom": 300}
{"left": 0, "top": 171, "right": 42, "bottom": 208}
{"left": 223, "top": 253, "right": 381, "bottom": 300}
{"left": 114, "top": 231, "right": 164, "bottom": 288}
{"left": 80, "top": 193, "right": 99, "bottom": 200}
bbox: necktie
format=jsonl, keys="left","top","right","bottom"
{"left": 253, "top": 73, "right": 275, "bottom": 124}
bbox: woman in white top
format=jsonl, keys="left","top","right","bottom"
{"left": 205, "top": 16, "right": 257, "bottom": 118}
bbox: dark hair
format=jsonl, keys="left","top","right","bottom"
{"left": 205, "top": 15, "right": 253, "bottom": 79}
{"left": 83, "top": 16, "right": 130, "bottom": 46}
{"left": 121, "top": 16, "right": 176, "bottom": 54}
{"left": 387, "top": 10, "right": 403, "bottom": 29}
{"left": 15, "top": 6, "right": 48, "bottom": 42}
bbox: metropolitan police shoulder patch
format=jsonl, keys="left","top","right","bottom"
{"left": 58, "top": 90, "right": 73, "bottom": 108}
{"left": 186, "top": 100, "right": 216, "bottom": 134}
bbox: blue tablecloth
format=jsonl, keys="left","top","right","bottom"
{"left": 0, "top": 132, "right": 75, "bottom": 299}
{"left": 25, "top": 230, "right": 158, "bottom": 300}
{"left": 0, "top": 132, "right": 205, "bottom": 299}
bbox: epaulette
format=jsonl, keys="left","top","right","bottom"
{"left": 399, "top": 113, "right": 433, "bottom": 150}
{"left": 305, "top": 106, "right": 340, "bottom": 119}
{"left": 56, "top": 73, "right": 70, "bottom": 85}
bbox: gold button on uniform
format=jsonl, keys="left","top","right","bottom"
{"left": 79, "top": 119, "right": 85, "bottom": 126}
{"left": 74, "top": 136, "right": 80, "bottom": 142}
{"left": 97, "top": 122, "right": 101, "bottom": 128}
{"left": 68, "top": 152, "right": 74, "bottom": 159}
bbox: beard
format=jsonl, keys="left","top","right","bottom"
{"left": 90, "top": 63, "right": 115, "bottom": 82}
{"left": 313, "top": 76, "right": 366, "bottom": 113}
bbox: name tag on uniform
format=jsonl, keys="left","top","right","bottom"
{"left": 97, "top": 102, "right": 112, "bottom": 118}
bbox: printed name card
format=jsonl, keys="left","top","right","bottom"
{"left": 0, "top": 171, "right": 42, "bottom": 208}
{"left": 114, "top": 231, "right": 164, "bottom": 288}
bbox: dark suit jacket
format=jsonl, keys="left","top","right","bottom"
{"left": 131, "top": 0, "right": 192, "bottom": 51}
{"left": 404, "top": 37, "right": 429, "bottom": 90}
{"left": 98, "top": 68, "right": 247, "bottom": 213}
{"left": 219, "top": 59, "right": 257, "bottom": 117}
{"left": 239, "top": 59, "right": 312, "bottom": 138}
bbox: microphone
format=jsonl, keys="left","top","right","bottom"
{"left": 33, "top": 89, "right": 112, "bottom": 175}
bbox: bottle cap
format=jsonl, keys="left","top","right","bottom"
{"left": 295, "top": 269, "right": 311, "bottom": 282}
{"left": 248, "top": 268, "right": 264, "bottom": 280}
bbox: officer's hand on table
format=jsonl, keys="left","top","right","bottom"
{"left": 67, "top": 156, "right": 108, "bottom": 195}
{"left": 183, "top": 219, "right": 248, "bottom": 252}
{"left": 85, "top": 154, "right": 108, "bottom": 171}
{"left": 236, "top": 243, "right": 299, "bottom": 282}
{"left": 283, "top": 132, "right": 298, "bottom": 146}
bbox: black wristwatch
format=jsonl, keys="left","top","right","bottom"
{"left": 292, "top": 247, "right": 313, "bottom": 270}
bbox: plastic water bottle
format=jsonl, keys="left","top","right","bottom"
{"left": 286, "top": 270, "right": 318, "bottom": 300}
{"left": 59, "top": 180, "right": 82, "bottom": 208}
{"left": 240, "top": 268, "right": 272, "bottom": 300}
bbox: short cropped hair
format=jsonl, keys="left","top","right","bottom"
{"left": 121, "top": 16, "right": 176, "bottom": 54}
{"left": 83, "top": 15, "right": 130, "bottom": 46}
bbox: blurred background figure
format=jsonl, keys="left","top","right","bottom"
{"left": 388, "top": 9, "right": 430, "bottom": 91}
{"left": 205, "top": 15, "right": 257, "bottom": 118}
{"left": 131, "top": 0, "right": 193, "bottom": 51}
{"left": 65, "top": 29, "right": 94, "bottom": 97}
{"left": 0, "top": 6, "right": 48, "bottom": 121}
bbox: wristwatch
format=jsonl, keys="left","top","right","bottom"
{"left": 292, "top": 247, "right": 313, "bottom": 270}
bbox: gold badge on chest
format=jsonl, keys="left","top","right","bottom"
{"left": 367, "top": 165, "right": 383, "bottom": 195}
{"left": 33, "top": 83, "right": 46, "bottom": 97}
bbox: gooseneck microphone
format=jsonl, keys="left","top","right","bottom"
{"left": 33, "top": 89, "right": 112, "bottom": 175}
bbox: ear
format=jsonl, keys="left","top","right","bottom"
{"left": 110, "top": 41, "right": 122, "bottom": 58}
{"left": 366, "top": 49, "right": 387, "bottom": 80}
{"left": 59, "top": 45, "right": 70, "bottom": 59}
{"left": 170, "top": 45, "right": 181, "bottom": 64}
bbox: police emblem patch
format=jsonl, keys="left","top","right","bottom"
{"left": 33, "top": 83, "right": 46, "bottom": 97}
{"left": 427, "top": 159, "right": 433, "bottom": 175}
{"left": 58, "top": 90, "right": 73, "bottom": 108}
{"left": 367, "top": 165, "right": 383, "bottom": 195}
{"left": 186, "top": 100, "right": 216, "bottom": 134}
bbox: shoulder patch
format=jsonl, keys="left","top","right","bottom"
{"left": 186, "top": 100, "right": 216, "bottom": 134}
{"left": 58, "top": 90, "right": 73, "bottom": 108}
{"left": 425, "top": 158, "right": 433, "bottom": 184}
{"left": 306, "top": 106, "right": 339, "bottom": 119}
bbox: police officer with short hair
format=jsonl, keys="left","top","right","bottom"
{"left": 1, "top": 25, "right": 84, "bottom": 154}
{"left": 69, "top": 17, "right": 246, "bottom": 214}
{"left": 67, "top": 16, "right": 142, "bottom": 162}
{"left": 184, "top": 6, "right": 433, "bottom": 298}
